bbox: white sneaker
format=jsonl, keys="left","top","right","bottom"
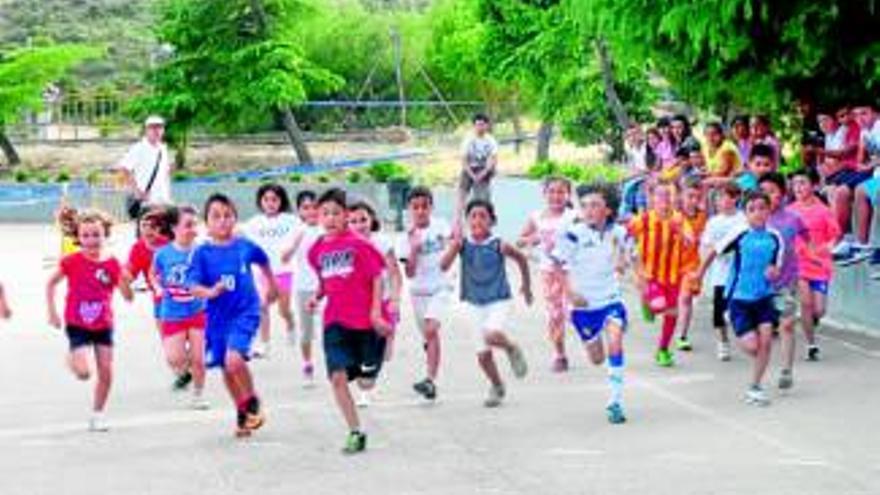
{"left": 89, "top": 412, "right": 110, "bottom": 432}
{"left": 745, "top": 385, "right": 770, "bottom": 406}
{"left": 831, "top": 239, "right": 853, "bottom": 257}
{"left": 717, "top": 342, "right": 731, "bottom": 361}
{"left": 484, "top": 384, "right": 506, "bottom": 408}
{"left": 251, "top": 342, "right": 270, "bottom": 359}
{"left": 355, "top": 390, "right": 371, "bottom": 409}
{"left": 190, "top": 391, "right": 210, "bottom": 410}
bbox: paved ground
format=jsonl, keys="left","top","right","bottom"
{"left": 1, "top": 224, "right": 879, "bottom": 495}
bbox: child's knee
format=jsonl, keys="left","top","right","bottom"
{"left": 330, "top": 371, "right": 348, "bottom": 387}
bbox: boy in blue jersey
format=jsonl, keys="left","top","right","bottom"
{"left": 190, "top": 194, "right": 279, "bottom": 437}
{"left": 690, "top": 191, "right": 783, "bottom": 406}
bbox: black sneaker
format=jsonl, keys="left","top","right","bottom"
{"left": 235, "top": 410, "right": 251, "bottom": 438}
{"left": 413, "top": 378, "right": 437, "bottom": 400}
{"left": 244, "top": 396, "right": 265, "bottom": 431}
{"left": 172, "top": 371, "right": 193, "bottom": 392}
{"left": 807, "top": 345, "right": 821, "bottom": 362}
{"left": 342, "top": 430, "right": 367, "bottom": 454}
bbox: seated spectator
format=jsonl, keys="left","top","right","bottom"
{"left": 704, "top": 122, "right": 742, "bottom": 178}
{"left": 625, "top": 123, "right": 655, "bottom": 172}
{"left": 731, "top": 115, "right": 751, "bottom": 165}
{"left": 654, "top": 117, "right": 675, "bottom": 166}
{"left": 842, "top": 103, "right": 880, "bottom": 268}
{"left": 750, "top": 115, "right": 781, "bottom": 169}
{"left": 670, "top": 114, "right": 699, "bottom": 155}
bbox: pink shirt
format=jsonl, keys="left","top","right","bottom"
{"left": 61, "top": 252, "right": 122, "bottom": 330}
{"left": 308, "top": 229, "right": 385, "bottom": 331}
{"left": 789, "top": 200, "right": 841, "bottom": 282}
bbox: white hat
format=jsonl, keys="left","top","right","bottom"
{"left": 144, "top": 115, "right": 166, "bottom": 126}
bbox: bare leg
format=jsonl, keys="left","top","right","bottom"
{"left": 477, "top": 350, "right": 503, "bottom": 387}
{"left": 423, "top": 320, "right": 441, "bottom": 381}
{"left": 752, "top": 324, "right": 773, "bottom": 386}
{"left": 188, "top": 329, "right": 207, "bottom": 392}
{"left": 330, "top": 370, "right": 359, "bottom": 430}
{"left": 93, "top": 345, "right": 114, "bottom": 412}
{"left": 779, "top": 316, "right": 796, "bottom": 372}
{"left": 855, "top": 185, "right": 873, "bottom": 244}
{"left": 585, "top": 339, "right": 605, "bottom": 366}
{"left": 798, "top": 280, "right": 816, "bottom": 346}
{"left": 162, "top": 332, "right": 188, "bottom": 376}
{"left": 68, "top": 347, "right": 91, "bottom": 381}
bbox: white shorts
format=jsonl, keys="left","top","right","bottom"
{"left": 411, "top": 290, "right": 452, "bottom": 334}
{"left": 466, "top": 300, "right": 511, "bottom": 352}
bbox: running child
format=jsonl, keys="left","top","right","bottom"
{"left": 189, "top": 194, "right": 277, "bottom": 438}
{"left": 400, "top": 186, "right": 453, "bottom": 401}
{"left": 699, "top": 183, "right": 746, "bottom": 361}
{"left": 152, "top": 205, "right": 209, "bottom": 409}
{"left": 46, "top": 209, "right": 134, "bottom": 431}
{"left": 517, "top": 176, "right": 576, "bottom": 372}
{"left": 244, "top": 183, "right": 299, "bottom": 359}
{"left": 552, "top": 183, "right": 629, "bottom": 423}
{"left": 281, "top": 190, "right": 322, "bottom": 385}
{"left": 628, "top": 180, "right": 693, "bottom": 367}
{"left": 759, "top": 173, "right": 809, "bottom": 389}
{"left": 306, "top": 188, "right": 390, "bottom": 454}
{"left": 788, "top": 168, "right": 841, "bottom": 361}
{"left": 126, "top": 206, "right": 171, "bottom": 325}
{"left": 440, "top": 199, "right": 531, "bottom": 408}
{"left": 675, "top": 178, "right": 708, "bottom": 352}
{"left": 691, "top": 191, "right": 783, "bottom": 406}
{"left": 347, "top": 199, "right": 403, "bottom": 407}
{"left": 56, "top": 203, "right": 79, "bottom": 257}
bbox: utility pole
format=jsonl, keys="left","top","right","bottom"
{"left": 390, "top": 27, "right": 406, "bottom": 127}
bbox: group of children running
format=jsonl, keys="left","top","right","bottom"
{"left": 14, "top": 147, "right": 840, "bottom": 452}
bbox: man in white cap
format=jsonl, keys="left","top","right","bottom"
{"left": 118, "top": 115, "right": 173, "bottom": 217}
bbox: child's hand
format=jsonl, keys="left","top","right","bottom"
{"left": 371, "top": 311, "right": 392, "bottom": 337}
{"left": 522, "top": 285, "right": 534, "bottom": 306}
{"left": 48, "top": 309, "right": 61, "bottom": 329}
{"left": 264, "top": 285, "right": 279, "bottom": 305}
{"left": 210, "top": 281, "right": 226, "bottom": 299}
{"left": 281, "top": 249, "right": 294, "bottom": 265}
{"left": 306, "top": 294, "right": 320, "bottom": 314}
{"left": 765, "top": 266, "right": 780, "bottom": 281}
{"left": 568, "top": 291, "right": 588, "bottom": 309}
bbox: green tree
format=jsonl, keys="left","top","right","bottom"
{"left": 143, "top": 0, "right": 342, "bottom": 165}
{"left": 576, "top": 0, "right": 880, "bottom": 114}
{"left": 0, "top": 44, "right": 101, "bottom": 166}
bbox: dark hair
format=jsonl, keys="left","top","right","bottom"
{"left": 473, "top": 112, "right": 491, "bottom": 124}
{"left": 656, "top": 116, "right": 671, "bottom": 128}
{"left": 743, "top": 190, "right": 771, "bottom": 208}
{"left": 140, "top": 204, "right": 173, "bottom": 238}
{"left": 407, "top": 185, "right": 434, "bottom": 205}
{"left": 317, "top": 187, "right": 347, "bottom": 208}
{"left": 203, "top": 193, "right": 238, "bottom": 221}
{"left": 732, "top": 115, "right": 750, "bottom": 127}
{"left": 675, "top": 147, "right": 691, "bottom": 159}
{"left": 750, "top": 143, "right": 775, "bottom": 161}
{"left": 465, "top": 198, "right": 497, "bottom": 224}
{"left": 347, "top": 200, "right": 381, "bottom": 232}
{"left": 576, "top": 182, "right": 620, "bottom": 222}
{"left": 720, "top": 182, "right": 742, "bottom": 199}
{"left": 671, "top": 114, "right": 692, "bottom": 139}
{"left": 752, "top": 114, "right": 771, "bottom": 127}
{"left": 543, "top": 175, "right": 571, "bottom": 192}
{"left": 296, "top": 189, "right": 317, "bottom": 208}
{"left": 790, "top": 167, "right": 821, "bottom": 185}
{"left": 256, "top": 183, "right": 292, "bottom": 214}
{"left": 165, "top": 204, "right": 198, "bottom": 239}
{"left": 705, "top": 121, "right": 724, "bottom": 134}
{"left": 758, "top": 172, "right": 787, "bottom": 194}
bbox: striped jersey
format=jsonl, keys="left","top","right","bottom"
{"left": 627, "top": 210, "right": 693, "bottom": 286}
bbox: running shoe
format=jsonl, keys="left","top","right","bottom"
{"left": 716, "top": 341, "right": 731, "bottom": 362}
{"left": 606, "top": 402, "right": 627, "bottom": 424}
{"left": 251, "top": 342, "right": 270, "bottom": 360}
{"left": 806, "top": 345, "right": 821, "bottom": 362}
{"left": 484, "top": 384, "right": 506, "bottom": 408}
{"left": 191, "top": 390, "right": 210, "bottom": 410}
{"left": 507, "top": 345, "right": 528, "bottom": 379}
{"left": 302, "top": 362, "right": 315, "bottom": 388}
{"left": 551, "top": 356, "right": 569, "bottom": 373}
{"left": 413, "top": 378, "right": 437, "bottom": 400}
{"left": 831, "top": 239, "right": 854, "bottom": 262}
{"left": 655, "top": 349, "right": 674, "bottom": 367}
{"left": 244, "top": 397, "right": 265, "bottom": 431}
{"left": 235, "top": 410, "right": 251, "bottom": 438}
{"left": 836, "top": 245, "right": 872, "bottom": 267}
{"left": 676, "top": 336, "right": 693, "bottom": 352}
{"left": 778, "top": 369, "right": 794, "bottom": 390}
{"left": 172, "top": 370, "right": 193, "bottom": 392}
{"left": 342, "top": 431, "right": 367, "bottom": 454}
{"left": 745, "top": 384, "right": 770, "bottom": 406}
{"left": 88, "top": 412, "right": 109, "bottom": 432}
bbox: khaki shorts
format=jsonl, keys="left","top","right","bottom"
{"left": 459, "top": 169, "right": 493, "bottom": 202}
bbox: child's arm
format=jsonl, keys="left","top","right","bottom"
{"left": 561, "top": 269, "right": 587, "bottom": 308}
{"left": 502, "top": 242, "right": 533, "bottom": 305}
{"left": 117, "top": 273, "right": 134, "bottom": 302}
{"left": 257, "top": 263, "right": 279, "bottom": 305}
{"left": 691, "top": 249, "right": 718, "bottom": 287}
{"left": 0, "top": 282, "right": 10, "bottom": 319}
{"left": 46, "top": 269, "right": 65, "bottom": 328}
{"left": 385, "top": 248, "right": 403, "bottom": 317}
{"left": 439, "top": 233, "right": 463, "bottom": 272}
{"left": 516, "top": 215, "right": 539, "bottom": 248}
{"left": 370, "top": 276, "right": 391, "bottom": 336}
{"left": 280, "top": 229, "right": 306, "bottom": 265}
{"left": 403, "top": 228, "right": 422, "bottom": 278}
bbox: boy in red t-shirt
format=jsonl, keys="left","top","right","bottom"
{"left": 126, "top": 207, "right": 170, "bottom": 323}
{"left": 307, "top": 188, "right": 389, "bottom": 455}
{"left": 47, "top": 210, "right": 133, "bottom": 432}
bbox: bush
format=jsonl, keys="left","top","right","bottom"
{"left": 315, "top": 174, "right": 331, "bottom": 184}
{"left": 172, "top": 170, "right": 193, "bottom": 182}
{"left": 288, "top": 173, "right": 303, "bottom": 183}
{"left": 35, "top": 171, "right": 51, "bottom": 183}
{"left": 346, "top": 170, "right": 364, "bottom": 184}
{"left": 526, "top": 160, "right": 626, "bottom": 185}
{"left": 14, "top": 169, "right": 31, "bottom": 183}
{"left": 366, "top": 160, "right": 411, "bottom": 183}
{"left": 55, "top": 169, "right": 72, "bottom": 183}
{"left": 85, "top": 169, "right": 102, "bottom": 186}
{"left": 236, "top": 176, "right": 249, "bottom": 183}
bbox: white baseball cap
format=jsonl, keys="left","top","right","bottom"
{"left": 144, "top": 115, "right": 166, "bottom": 127}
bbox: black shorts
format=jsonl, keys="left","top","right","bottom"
{"left": 323, "top": 323, "right": 386, "bottom": 382}
{"left": 826, "top": 169, "right": 872, "bottom": 189}
{"left": 66, "top": 325, "right": 114, "bottom": 350}
{"left": 712, "top": 286, "right": 728, "bottom": 329}
{"left": 728, "top": 297, "right": 778, "bottom": 338}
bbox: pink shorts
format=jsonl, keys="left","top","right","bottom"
{"left": 160, "top": 313, "right": 207, "bottom": 338}
{"left": 258, "top": 272, "right": 293, "bottom": 294}
{"left": 644, "top": 281, "right": 680, "bottom": 315}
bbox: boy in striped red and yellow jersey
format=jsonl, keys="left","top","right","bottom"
{"left": 628, "top": 181, "right": 694, "bottom": 367}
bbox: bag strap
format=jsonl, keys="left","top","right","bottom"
{"left": 143, "top": 149, "right": 162, "bottom": 196}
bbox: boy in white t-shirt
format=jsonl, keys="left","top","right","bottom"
{"left": 399, "top": 187, "right": 453, "bottom": 401}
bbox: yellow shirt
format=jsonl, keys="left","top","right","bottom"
{"left": 706, "top": 140, "right": 742, "bottom": 176}
{"left": 61, "top": 235, "right": 79, "bottom": 256}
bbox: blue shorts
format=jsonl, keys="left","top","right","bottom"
{"left": 728, "top": 297, "right": 778, "bottom": 338}
{"left": 807, "top": 279, "right": 830, "bottom": 296}
{"left": 66, "top": 325, "right": 114, "bottom": 350}
{"left": 861, "top": 177, "right": 880, "bottom": 206}
{"left": 205, "top": 315, "right": 259, "bottom": 369}
{"left": 571, "top": 302, "right": 628, "bottom": 342}
{"left": 323, "top": 323, "right": 386, "bottom": 381}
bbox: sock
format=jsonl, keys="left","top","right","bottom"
{"left": 659, "top": 315, "right": 676, "bottom": 350}
{"left": 607, "top": 352, "right": 625, "bottom": 406}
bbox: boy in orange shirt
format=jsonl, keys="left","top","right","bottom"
{"left": 675, "top": 179, "right": 708, "bottom": 351}
{"left": 628, "top": 181, "right": 693, "bottom": 367}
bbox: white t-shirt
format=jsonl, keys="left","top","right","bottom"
{"left": 861, "top": 119, "right": 880, "bottom": 161}
{"left": 529, "top": 208, "right": 577, "bottom": 271}
{"left": 293, "top": 224, "right": 323, "bottom": 292}
{"left": 701, "top": 211, "right": 747, "bottom": 287}
{"left": 551, "top": 222, "right": 626, "bottom": 309}
{"left": 462, "top": 134, "right": 498, "bottom": 173}
{"left": 399, "top": 217, "right": 452, "bottom": 296}
{"left": 824, "top": 124, "right": 847, "bottom": 152}
{"left": 118, "top": 138, "right": 172, "bottom": 204}
{"left": 244, "top": 213, "right": 299, "bottom": 273}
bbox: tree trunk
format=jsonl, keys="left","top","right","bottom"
{"left": 511, "top": 95, "right": 523, "bottom": 155}
{"left": 279, "top": 107, "right": 313, "bottom": 165}
{"left": 595, "top": 37, "right": 630, "bottom": 130}
{"left": 0, "top": 128, "right": 21, "bottom": 166}
{"left": 174, "top": 129, "right": 189, "bottom": 170}
{"left": 536, "top": 121, "right": 554, "bottom": 163}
